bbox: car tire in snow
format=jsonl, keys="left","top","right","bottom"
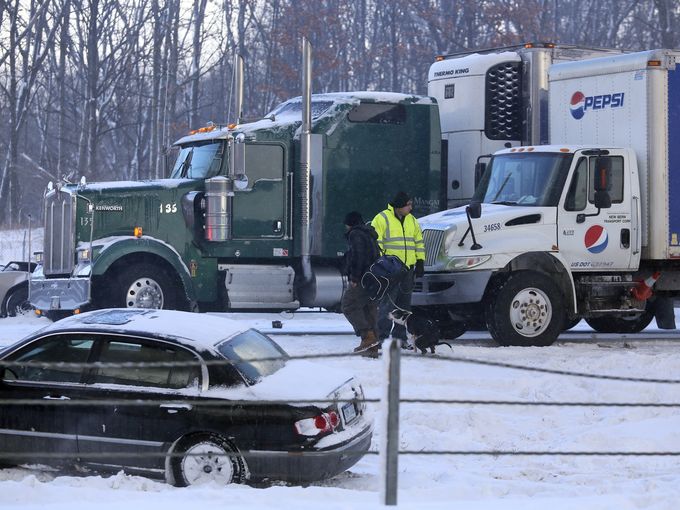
{"left": 485, "top": 271, "right": 564, "bottom": 347}
{"left": 171, "top": 433, "right": 245, "bottom": 487}
{"left": 3, "top": 284, "right": 32, "bottom": 317}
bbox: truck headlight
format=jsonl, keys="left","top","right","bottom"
{"left": 77, "top": 248, "right": 91, "bottom": 262}
{"left": 445, "top": 254, "right": 491, "bottom": 270}
{"left": 34, "top": 251, "right": 43, "bottom": 264}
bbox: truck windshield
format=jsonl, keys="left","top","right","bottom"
{"left": 473, "top": 152, "right": 573, "bottom": 207}
{"left": 170, "top": 141, "right": 224, "bottom": 179}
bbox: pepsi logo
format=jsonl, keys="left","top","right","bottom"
{"left": 584, "top": 225, "right": 608, "bottom": 254}
{"left": 570, "top": 91, "right": 586, "bottom": 120}
{"left": 569, "top": 91, "right": 625, "bottom": 120}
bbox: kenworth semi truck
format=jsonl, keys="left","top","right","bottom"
{"left": 29, "top": 45, "right": 442, "bottom": 317}
{"left": 428, "top": 42, "right": 621, "bottom": 208}
{"left": 414, "top": 49, "right": 680, "bottom": 346}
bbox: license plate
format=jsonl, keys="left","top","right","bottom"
{"left": 341, "top": 401, "right": 357, "bottom": 423}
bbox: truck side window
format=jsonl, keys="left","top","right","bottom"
{"left": 348, "top": 104, "right": 405, "bottom": 124}
{"left": 588, "top": 156, "right": 623, "bottom": 204}
{"left": 564, "top": 157, "right": 588, "bottom": 211}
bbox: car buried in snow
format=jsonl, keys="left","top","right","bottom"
{"left": 0, "top": 309, "right": 372, "bottom": 486}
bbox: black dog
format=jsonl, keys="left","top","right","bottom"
{"left": 388, "top": 309, "right": 452, "bottom": 354}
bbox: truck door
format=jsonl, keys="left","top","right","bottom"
{"left": 232, "top": 143, "right": 286, "bottom": 239}
{"left": 558, "top": 151, "right": 639, "bottom": 271}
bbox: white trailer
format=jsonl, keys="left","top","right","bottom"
{"left": 415, "top": 49, "right": 680, "bottom": 346}
{"left": 428, "top": 43, "right": 621, "bottom": 208}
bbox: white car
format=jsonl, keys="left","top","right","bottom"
{"left": 0, "top": 261, "right": 35, "bottom": 318}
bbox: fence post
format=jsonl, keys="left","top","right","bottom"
{"left": 382, "top": 337, "right": 400, "bottom": 506}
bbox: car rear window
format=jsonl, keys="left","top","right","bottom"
{"left": 217, "top": 329, "right": 288, "bottom": 384}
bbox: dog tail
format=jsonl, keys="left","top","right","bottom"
{"left": 436, "top": 341, "right": 453, "bottom": 351}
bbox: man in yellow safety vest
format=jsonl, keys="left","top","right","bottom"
{"left": 371, "top": 191, "right": 425, "bottom": 348}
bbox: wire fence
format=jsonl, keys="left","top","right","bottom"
{"left": 1, "top": 343, "right": 680, "bottom": 503}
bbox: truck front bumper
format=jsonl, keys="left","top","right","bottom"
{"left": 412, "top": 270, "right": 493, "bottom": 306}
{"left": 29, "top": 276, "right": 91, "bottom": 312}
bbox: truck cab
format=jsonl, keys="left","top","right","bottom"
{"left": 29, "top": 92, "right": 442, "bottom": 317}
{"left": 414, "top": 145, "right": 644, "bottom": 346}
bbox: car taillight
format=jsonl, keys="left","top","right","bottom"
{"left": 295, "top": 411, "right": 339, "bottom": 436}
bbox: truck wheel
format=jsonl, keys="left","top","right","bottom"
{"left": 4, "top": 284, "right": 32, "bottom": 317}
{"left": 485, "top": 271, "right": 564, "bottom": 347}
{"left": 585, "top": 308, "right": 654, "bottom": 334}
{"left": 116, "top": 263, "right": 177, "bottom": 310}
{"left": 171, "top": 433, "right": 245, "bottom": 487}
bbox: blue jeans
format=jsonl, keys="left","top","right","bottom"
{"left": 377, "top": 269, "right": 414, "bottom": 341}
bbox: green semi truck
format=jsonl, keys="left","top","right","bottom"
{"left": 29, "top": 54, "right": 442, "bottom": 316}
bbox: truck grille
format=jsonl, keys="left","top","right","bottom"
{"left": 44, "top": 189, "right": 76, "bottom": 275}
{"left": 485, "top": 61, "right": 522, "bottom": 140}
{"left": 422, "top": 229, "right": 444, "bottom": 267}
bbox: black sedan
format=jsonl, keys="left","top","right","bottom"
{"left": 0, "top": 309, "right": 372, "bottom": 486}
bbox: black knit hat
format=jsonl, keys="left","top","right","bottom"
{"left": 344, "top": 211, "right": 364, "bottom": 227}
{"left": 390, "top": 191, "right": 411, "bottom": 208}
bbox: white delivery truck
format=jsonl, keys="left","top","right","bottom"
{"left": 428, "top": 43, "right": 621, "bottom": 208}
{"left": 414, "top": 49, "right": 680, "bottom": 346}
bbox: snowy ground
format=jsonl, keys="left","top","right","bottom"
{"left": 1, "top": 310, "right": 680, "bottom": 509}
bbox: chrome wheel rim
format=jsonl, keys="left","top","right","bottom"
{"left": 508, "top": 287, "right": 552, "bottom": 338}
{"left": 181, "top": 441, "right": 234, "bottom": 485}
{"left": 125, "top": 277, "right": 164, "bottom": 308}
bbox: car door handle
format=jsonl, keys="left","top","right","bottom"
{"left": 160, "top": 403, "right": 192, "bottom": 413}
{"left": 43, "top": 395, "right": 70, "bottom": 400}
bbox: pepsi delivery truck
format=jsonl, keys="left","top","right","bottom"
{"left": 413, "top": 49, "right": 680, "bottom": 347}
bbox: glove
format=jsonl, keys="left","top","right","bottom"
{"left": 415, "top": 259, "right": 425, "bottom": 278}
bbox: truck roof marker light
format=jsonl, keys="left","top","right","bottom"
{"left": 435, "top": 55, "right": 445, "bottom": 62}
{"left": 35, "top": 309, "right": 42, "bottom": 316}
{"left": 518, "top": 148, "right": 525, "bottom": 152}
{"left": 134, "top": 227, "right": 143, "bottom": 238}
{"left": 511, "top": 148, "right": 517, "bottom": 152}
{"left": 647, "top": 60, "right": 661, "bottom": 67}
{"left": 74, "top": 309, "right": 81, "bottom": 315}
{"left": 228, "top": 123, "right": 237, "bottom": 129}
{"left": 559, "top": 148, "right": 570, "bottom": 152}
{"left": 527, "top": 147, "right": 535, "bottom": 151}
{"left": 524, "top": 43, "right": 534, "bottom": 48}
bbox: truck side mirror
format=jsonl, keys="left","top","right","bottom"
{"left": 593, "top": 157, "right": 612, "bottom": 209}
{"left": 467, "top": 200, "right": 482, "bottom": 219}
{"left": 593, "top": 190, "right": 611, "bottom": 209}
{"left": 593, "top": 157, "right": 612, "bottom": 191}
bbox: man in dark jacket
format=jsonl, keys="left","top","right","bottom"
{"left": 341, "top": 211, "right": 381, "bottom": 358}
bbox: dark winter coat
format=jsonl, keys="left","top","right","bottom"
{"left": 344, "top": 224, "right": 381, "bottom": 284}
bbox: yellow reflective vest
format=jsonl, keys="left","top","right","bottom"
{"left": 371, "top": 205, "right": 425, "bottom": 267}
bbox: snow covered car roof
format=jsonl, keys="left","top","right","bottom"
{"left": 36, "top": 308, "right": 245, "bottom": 348}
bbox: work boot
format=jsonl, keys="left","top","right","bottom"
{"left": 354, "top": 330, "right": 379, "bottom": 353}
{"left": 362, "top": 344, "right": 379, "bottom": 358}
